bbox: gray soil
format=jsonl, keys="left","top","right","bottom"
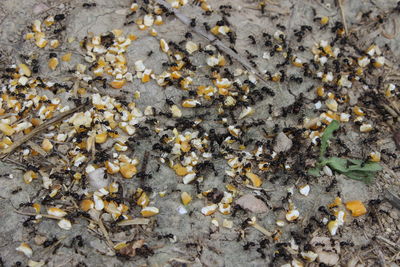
{"left": 0, "top": 0, "right": 399, "bottom": 266}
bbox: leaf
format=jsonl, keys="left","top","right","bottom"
{"left": 307, "top": 120, "right": 382, "bottom": 183}
{"left": 308, "top": 168, "right": 321, "bottom": 176}
{"left": 324, "top": 157, "right": 381, "bottom": 183}
{"left": 320, "top": 120, "right": 340, "bottom": 158}
{"left": 343, "top": 170, "right": 374, "bottom": 183}
{"left": 346, "top": 159, "right": 383, "bottom": 172}
{"left": 324, "top": 157, "right": 348, "bottom": 173}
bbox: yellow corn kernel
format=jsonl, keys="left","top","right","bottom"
{"left": 41, "top": 138, "right": 53, "bottom": 152}
{"left": 201, "top": 204, "right": 218, "bottom": 216}
{"left": 25, "top": 32, "right": 34, "bottom": 40}
{"left": 320, "top": 16, "right": 329, "bottom": 25}
{"left": 210, "top": 26, "right": 220, "bottom": 35}
{"left": 369, "top": 152, "right": 381, "bottom": 162}
{"left": 316, "top": 86, "right": 325, "bottom": 97}
{"left": 246, "top": 172, "right": 263, "bottom": 187}
{"left": 48, "top": 58, "right": 59, "bottom": 71}
{"left": 141, "top": 206, "right": 159, "bottom": 217}
{"left": 105, "top": 161, "right": 120, "bottom": 174}
{"left": 62, "top": 53, "right": 72, "bottom": 62}
{"left": 110, "top": 79, "right": 126, "bottom": 89}
{"left": 0, "top": 123, "right": 15, "bottom": 136}
{"left": 32, "top": 20, "right": 41, "bottom": 33}
{"left": 160, "top": 39, "right": 169, "bottom": 53}
{"left": 181, "top": 192, "right": 192, "bottom": 205}
{"left": 19, "top": 63, "right": 32, "bottom": 77}
{"left": 182, "top": 99, "right": 199, "bottom": 108}
{"left": 353, "top": 106, "right": 365, "bottom": 116}
{"left": 95, "top": 132, "right": 108, "bottom": 144}
{"left": 47, "top": 207, "right": 67, "bottom": 217}
{"left": 137, "top": 192, "right": 149, "bottom": 207}
{"left": 50, "top": 40, "right": 60, "bottom": 48}
{"left": 80, "top": 199, "right": 94, "bottom": 211}
{"left": 120, "top": 162, "right": 137, "bottom": 178}
{"left": 345, "top": 200, "right": 367, "bottom": 217}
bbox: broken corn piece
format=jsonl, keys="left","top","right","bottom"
{"left": 181, "top": 192, "right": 192, "bottom": 205}
{"left": 141, "top": 206, "right": 159, "bottom": 217}
{"left": 120, "top": 162, "right": 137, "bottom": 178}
{"left": 345, "top": 200, "right": 367, "bottom": 217}
{"left": 48, "top": 58, "right": 59, "bottom": 70}
{"left": 246, "top": 172, "right": 263, "bottom": 187}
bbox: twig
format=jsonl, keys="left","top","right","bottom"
{"left": 376, "top": 235, "right": 400, "bottom": 250}
{"left": 27, "top": 141, "right": 47, "bottom": 157}
{"left": 338, "top": 0, "right": 349, "bottom": 36}
{"left": 383, "top": 189, "right": 400, "bottom": 210}
{"left": 153, "top": 0, "right": 269, "bottom": 85}
{"left": 98, "top": 217, "right": 115, "bottom": 249}
{"left": 117, "top": 218, "right": 150, "bottom": 226}
{"left": 14, "top": 209, "right": 62, "bottom": 220}
{"left": 381, "top": 18, "right": 397, "bottom": 39}
{"left": 41, "top": 236, "right": 67, "bottom": 256}
{"left": 251, "top": 222, "right": 272, "bottom": 237}
{"left": 1, "top": 104, "right": 87, "bottom": 158}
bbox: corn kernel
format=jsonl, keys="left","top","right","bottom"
{"left": 181, "top": 192, "right": 192, "bottom": 205}
{"left": 120, "top": 162, "right": 137, "bottom": 178}
{"left": 345, "top": 200, "right": 367, "bottom": 217}
{"left": 48, "top": 58, "right": 59, "bottom": 71}
{"left": 245, "top": 172, "right": 262, "bottom": 187}
{"left": 141, "top": 206, "right": 159, "bottom": 217}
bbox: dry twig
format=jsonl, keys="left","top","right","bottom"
{"left": 1, "top": 104, "right": 88, "bottom": 158}
{"left": 338, "top": 0, "right": 349, "bottom": 36}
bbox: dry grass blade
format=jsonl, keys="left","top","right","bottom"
{"left": 117, "top": 218, "right": 150, "bottom": 226}
{"left": 338, "top": 0, "right": 349, "bottom": 36}
{"left": 27, "top": 140, "right": 47, "bottom": 157}
{"left": 376, "top": 235, "right": 400, "bottom": 250}
{"left": 251, "top": 222, "right": 272, "bottom": 237}
{"left": 0, "top": 104, "right": 87, "bottom": 158}
{"left": 14, "top": 209, "right": 63, "bottom": 220}
{"left": 98, "top": 217, "right": 115, "bottom": 249}
{"left": 153, "top": 0, "right": 269, "bottom": 85}
{"left": 383, "top": 189, "right": 400, "bottom": 210}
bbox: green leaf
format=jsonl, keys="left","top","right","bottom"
{"left": 343, "top": 170, "right": 375, "bottom": 183}
{"left": 347, "top": 163, "right": 382, "bottom": 172}
{"left": 324, "top": 157, "right": 348, "bottom": 173}
{"left": 308, "top": 168, "right": 321, "bottom": 176}
{"left": 346, "top": 159, "right": 383, "bottom": 172}
{"left": 324, "top": 157, "right": 381, "bottom": 183}
{"left": 307, "top": 120, "right": 382, "bottom": 183}
{"left": 320, "top": 120, "right": 340, "bottom": 158}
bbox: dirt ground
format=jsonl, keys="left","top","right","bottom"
{"left": 0, "top": 0, "right": 399, "bottom": 266}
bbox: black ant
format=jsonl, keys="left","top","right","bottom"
{"left": 248, "top": 35, "right": 256, "bottom": 45}
{"left": 82, "top": 3, "right": 97, "bottom": 8}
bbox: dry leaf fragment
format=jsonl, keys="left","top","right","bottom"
{"left": 119, "top": 239, "right": 145, "bottom": 257}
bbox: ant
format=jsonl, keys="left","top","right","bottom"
{"left": 248, "top": 35, "right": 256, "bottom": 45}
{"left": 82, "top": 3, "right": 97, "bottom": 8}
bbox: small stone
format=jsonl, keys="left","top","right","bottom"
{"left": 34, "top": 235, "right": 47, "bottom": 245}
{"left": 33, "top": 3, "right": 49, "bottom": 14}
{"left": 310, "top": 236, "right": 340, "bottom": 266}
{"left": 274, "top": 132, "right": 293, "bottom": 153}
{"left": 235, "top": 194, "right": 268, "bottom": 213}
{"left": 88, "top": 168, "right": 108, "bottom": 190}
{"left": 299, "top": 185, "right": 310, "bottom": 196}
{"left": 323, "top": 165, "right": 333, "bottom": 176}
